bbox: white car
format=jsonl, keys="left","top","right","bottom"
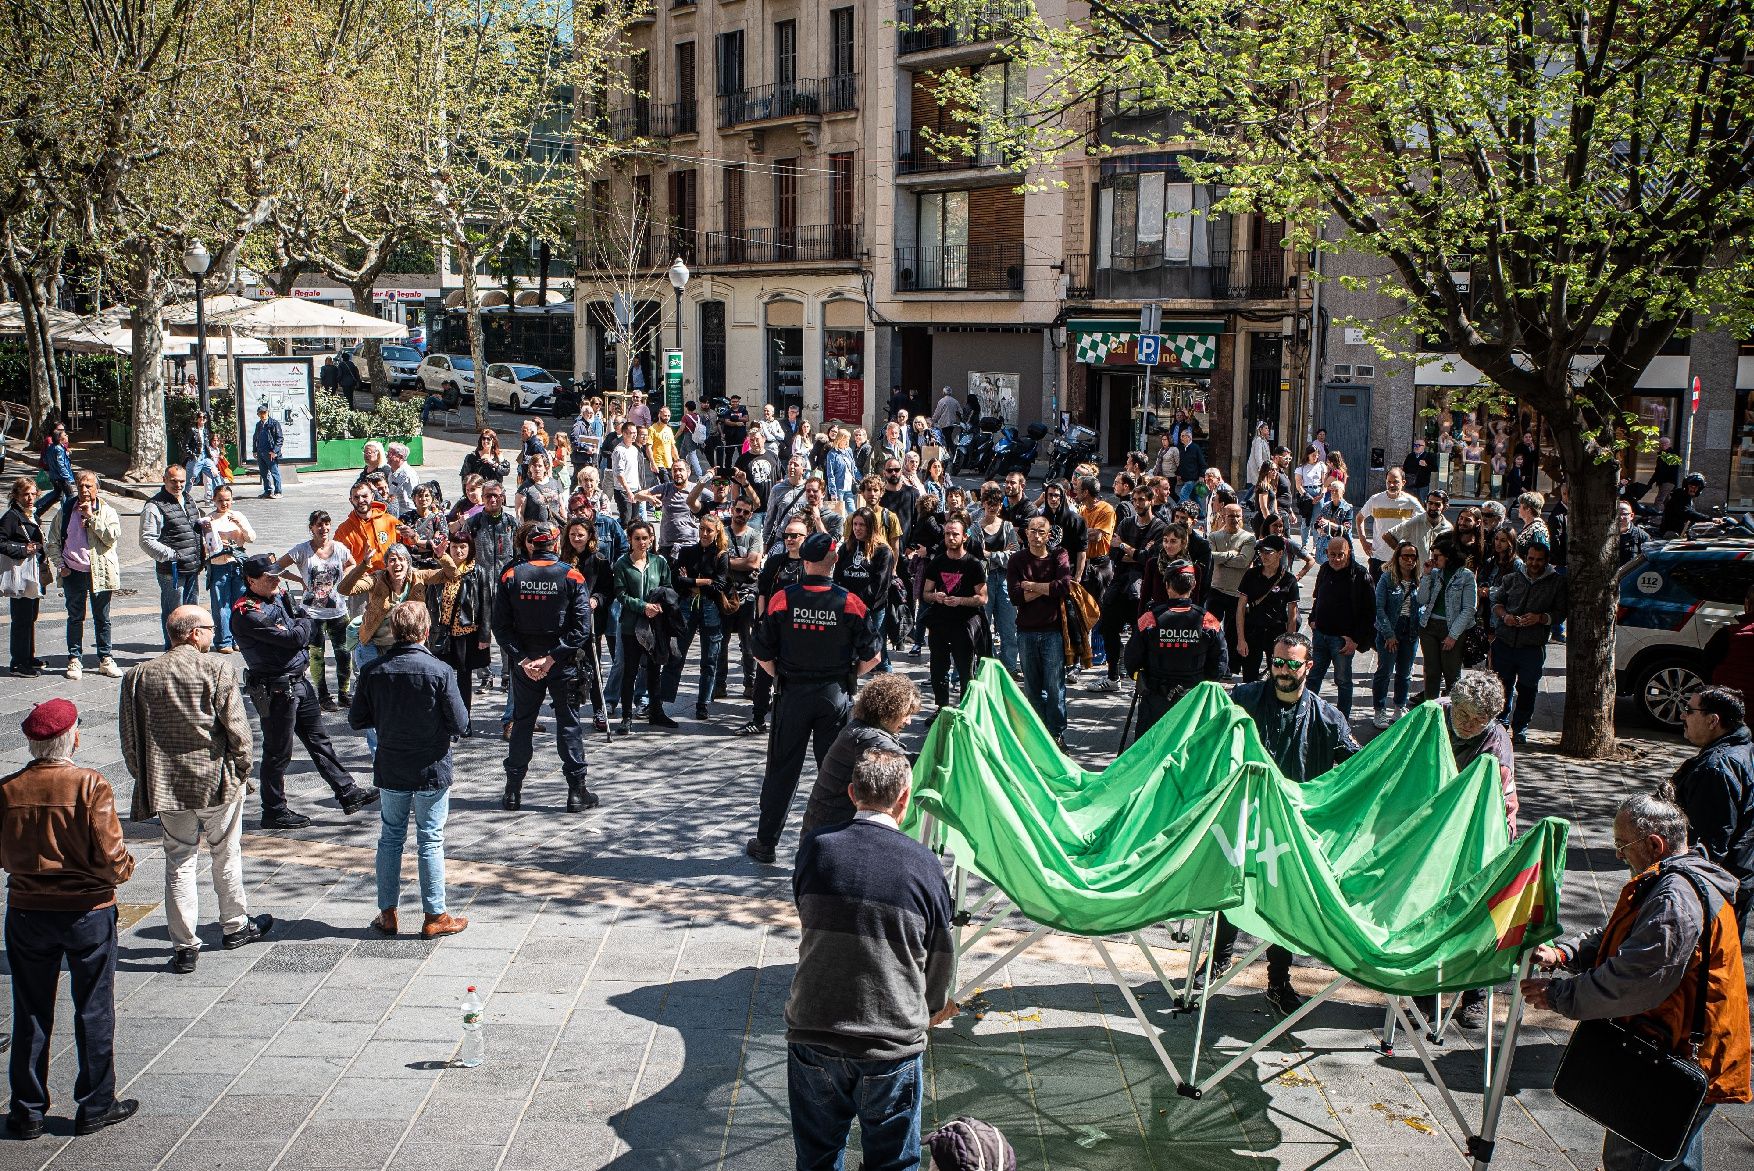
{"left": 484, "top": 363, "right": 562, "bottom": 413}
{"left": 350, "top": 344, "right": 423, "bottom": 391}
{"left": 416, "top": 354, "right": 476, "bottom": 406}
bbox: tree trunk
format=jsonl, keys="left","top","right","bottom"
{"left": 125, "top": 264, "right": 169, "bottom": 482}
{"left": 3, "top": 256, "right": 63, "bottom": 434}
{"left": 1552, "top": 436, "right": 1622, "bottom": 757}
{"left": 461, "top": 258, "right": 489, "bottom": 433}
{"left": 351, "top": 280, "right": 389, "bottom": 405}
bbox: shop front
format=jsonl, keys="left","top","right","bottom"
{"left": 1069, "top": 317, "right": 1222, "bottom": 465}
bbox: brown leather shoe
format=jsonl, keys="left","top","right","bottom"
{"left": 370, "top": 909, "right": 398, "bottom": 936}
{"left": 422, "top": 913, "right": 468, "bottom": 938}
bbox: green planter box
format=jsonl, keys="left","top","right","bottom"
{"left": 220, "top": 436, "right": 424, "bottom": 471}
{"left": 108, "top": 421, "right": 132, "bottom": 451}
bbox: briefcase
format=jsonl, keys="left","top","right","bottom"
{"left": 1551, "top": 869, "right": 1716, "bottom": 1160}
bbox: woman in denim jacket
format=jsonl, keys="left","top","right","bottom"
{"left": 1414, "top": 534, "right": 1478, "bottom": 702}
{"left": 1372, "top": 543, "right": 1422, "bottom": 727}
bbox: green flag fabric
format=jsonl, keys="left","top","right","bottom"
{"left": 902, "top": 663, "right": 1567, "bottom": 995}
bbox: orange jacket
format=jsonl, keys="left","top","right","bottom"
{"left": 335, "top": 505, "right": 400, "bottom": 571}
{"left": 1560, "top": 855, "right": 1751, "bottom": 1103}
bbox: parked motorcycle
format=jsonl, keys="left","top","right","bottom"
{"left": 958, "top": 415, "right": 1003, "bottom": 474}
{"left": 1047, "top": 424, "right": 1099, "bottom": 481}
{"left": 987, "top": 421, "right": 1046, "bottom": 480}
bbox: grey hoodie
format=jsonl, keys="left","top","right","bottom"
{"left": 1549, "top": 849, "right": 1738, "bottom": 1022}
{"left": 1489, "top": 562, "right": 1566, "bottom": 648}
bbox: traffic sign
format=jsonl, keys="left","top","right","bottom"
{"left": 1140, "top": 303, "right": 1162, "bottom": 334}
{"left": 1137, "top": 333, "right": 1162, "bottom": 366}
{"left": 664, "top": 349, "right": 684, "bottom": 413}
{"left": 1691, "top": 374, "right": 1702, "bottom": 414}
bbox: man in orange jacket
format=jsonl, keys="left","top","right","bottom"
{"left": 1523, "top": 792, "right": 1750, "bottom": 1171}
{"left": 335, "top": 481, "right": 400, "bottom": 572}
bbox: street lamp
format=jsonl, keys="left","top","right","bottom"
{"left": 182, "top": 240, "right": 212, "bottom": 418}
{"left": 668, "top": 255, "right": 690, "bottom": 356}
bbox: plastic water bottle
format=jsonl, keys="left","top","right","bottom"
{"left": 458, "top": 986, "right": 484, "bottom": 1067}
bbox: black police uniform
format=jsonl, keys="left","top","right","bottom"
{"left": 749, "top": 573, "right": 881, "bottom": 852}
{"left": 747, "top": 549, "right": 806, "bottom": 728}
{"left": 1120, "top": 597, "right": 1228, "bottom": 745}
{"left": 491, "top": 547, "right": 594, "bottom": 809}
{"left": 233, "top": 586, "right": 364, "bottom": 821}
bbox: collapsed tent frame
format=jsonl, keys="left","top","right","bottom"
{"left": 932, "top": 840, "right": 1535, "bottom": 1170}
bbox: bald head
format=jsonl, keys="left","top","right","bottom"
{"left": 167, "top": 605, "right": 214, "bottom": 646}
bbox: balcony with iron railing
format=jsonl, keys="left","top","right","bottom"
{"left": 605, "top": 103, "right": 652, "bottom": 141}
{"left": 1090, "top": 90, "right": 1203, "bottom": 150}
{"left": 717, "top": 80, "right": 823, "bottom": 130}
{"left": 1060, "top": 247, "right": 1292, "bottom": 301}
{"left": 895, "top": 127, "right": 1016, "bottom": 176}
{"left": 655, "top": 101, "right": 697, "bottom": 136}
{"left": 704, "top": 225, "right": 862, "bottom": 266}
{"left": 894, "top": 242, "right": 1024, "bottom": 292}
{"left": 824, "top": 72, "right": 859, "bottom": 114}
{"left": 897, "top": 0, "right": 1031, "bottom": 57}
{"left": 578, "top": 228, "right": 655, "bottom": 273}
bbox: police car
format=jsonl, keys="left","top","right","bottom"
{"left": 1616, "top": 533, "right": 1754, "bottom": 729}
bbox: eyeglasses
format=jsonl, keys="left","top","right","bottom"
{"left": 784, "top": 532, "right": 806, "bottom": 541}
{"left": 1683, "top": 704, "right": 1706, "bottom": 717}
{"left": 1270, "top": 657, "right": 1306, "bottom": 670}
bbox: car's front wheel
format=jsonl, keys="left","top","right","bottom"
{"left": 1634, "top": 654, "right": 1706, "bottom": 731}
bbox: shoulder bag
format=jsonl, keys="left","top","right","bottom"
{"left": 1551, "top": 869, "right": 1717, "bottom": 1160}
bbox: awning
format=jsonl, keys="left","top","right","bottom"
{"left": 1068, "top": 316, "right": 1223, "bottom": 370}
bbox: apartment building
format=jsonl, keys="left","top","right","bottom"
{"left": 573, "top": 1, "right": 872, "bottom": 424}
{"left": 1054, "top": 89, "right": 1309, "bottom": 477}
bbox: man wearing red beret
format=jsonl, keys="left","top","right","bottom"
{"left": 0, "top": 699, "right": 137, "bottom": 1140}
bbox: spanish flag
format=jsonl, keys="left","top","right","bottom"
{"left": 1488, "top": 863, "right": 1547, "bottom": 950}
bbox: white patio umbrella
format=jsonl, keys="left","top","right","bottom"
{"left": 0, "top": 301, "right": 81, "bottom": 336}
{"left": 211, "top": 296, "right": 407, "bottom": 339}
{"left": 162, "top": 293, "right": 258, "bottom": 328}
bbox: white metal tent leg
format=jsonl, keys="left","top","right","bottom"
{"left": 952, "top": 923, "right": 1054, "bottom": 1004}
{"left": 1468, "top": 956, "right": 1532, "bottom": 1168}
{"left": 1188, "top": 975, "right": 1349, "bottom": 1098}
{"left": 1389, "top": 997, "right": 1477, "bottom": 1139}
{"left": 1094, "top": 939, "right": 1186, "bottom": 1085}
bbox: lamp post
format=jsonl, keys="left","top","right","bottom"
{"left": 182, "top": 240, "right": 212, "bottom": 418}
{"left": 667, "top": 256, "right": 690, "bottom": 354}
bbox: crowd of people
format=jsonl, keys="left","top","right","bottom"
{"left": 2, "top": 392, "right": 1752, "bottom": 1170}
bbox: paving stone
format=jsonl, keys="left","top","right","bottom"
{"left": 250, "top": 941, "right": 352, "bottom": 974}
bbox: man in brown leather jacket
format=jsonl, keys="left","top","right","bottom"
{"left": 0, "top": 699, "right": 138, "bottom": 1140}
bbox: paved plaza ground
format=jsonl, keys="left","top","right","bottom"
{"left": 0, "top": 423, "right": 1749, "bottom": 1169}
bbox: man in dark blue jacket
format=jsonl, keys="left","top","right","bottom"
{"left": 252, "top": 404, "right": 284, "bottom": 498}
{"left": 1667, "top": 685, "right": 1754, "bottom": 934}
{"left": 350, "top": 601, "right": 469, "bottom": 939}
{"left": 1217, "top": 631, "right": 1360, "bottom": 1014}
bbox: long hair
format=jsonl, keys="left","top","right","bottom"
{"left": 847, "top": 507, "right": 883, "bottom": 559}
{"left": 9, "top": 476, "right": 33, "bottom": 507}
{"left": 476, "top": 429, "right": 500, "bottom": 458}
{"left": 697, "top": 510, "right": 729, "bottom": 554}
{"left": 564, "top": 516, "right": 598, "bottom": 564}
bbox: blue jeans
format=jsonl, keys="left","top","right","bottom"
{"left": 1602, "top": 1103, "right": 1712, "bottom": 1171}
{"left": 257, "top": 455, "right": 282, "bottom": 495}
{"left": 33, "top": 478, "right": 73, "bottom": 521}
{"left": 208, "top": 560, "right": 245, "bottom": 649}
{"left": 375, "top": 787, "right": 449, "bottom": 915}
{"left": 158, "top": 564, "right": 201, "bottom": 649}
{"left": 62, "top": 570, "right": 112, "bottom": 660}
{"left": 787, "top": 1043, "right": 923, "bottom": 1171}
{"left": 1372, "top": 629, "right": 1416, "bottom": 710}
{"left": 185, "top": 456, "right": 219, "bottom": 492}
{"left": 1308, "top": 629, "right": 1357, "bottom": 717}
{"left": 986, "top": 574, "right": 1019, "bottom": 672}
{"left": 353, "top": 643, "right": 383, "bottom": 752}
{"left": 1491, "top": 640, "right": 1546, "bottom": 734}
{"left": 6, "top": 906, "right": 119, "bottom": 1125}
{"left": 1019, "top": 629, "right": 1067, "bottom": 737}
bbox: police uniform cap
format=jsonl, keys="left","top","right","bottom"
{"left": 1163, "top": 558, "right": 1194, "bottom": 575}
{"left": 240, "top": 553, "right": 280, "bottom": 579}
{"left": 528, "top": 521, "right": 560, "bottom": 548}
{"left": 799, "top": 532, "right": 835, "bottom": 561}
{"left": 1256, "top": 535, "right": 1287, "bottom": 554}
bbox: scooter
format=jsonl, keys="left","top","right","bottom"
{"left": 959, "top": 415, "right": 1002, "bottom": 474}
{"left": 987, "top": 422, "right": 1045, "bottom": 479}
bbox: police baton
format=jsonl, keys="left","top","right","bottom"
{"left": 584, "top": 614, "right": 614, "bottom": 747}
{"left": 1118, "top": 677, "right": 1140, "bottom": 751}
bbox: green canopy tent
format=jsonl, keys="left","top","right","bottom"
{"left": 904, "top": 663, "right": 1569, "bottom": 1168}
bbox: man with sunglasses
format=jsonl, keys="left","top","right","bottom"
{"left": 1219, "top": 631, "right": 1359, "bottom": 1014}
{"left": 1667, "top": 686, "right": 1754, "bottom": 933}
{"left": 879, "top": 460, "right": 921, "bottom": 539}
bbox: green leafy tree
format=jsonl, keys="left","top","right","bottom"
{"left": 937, "top": 0, "right": 1754, "bottom": 756}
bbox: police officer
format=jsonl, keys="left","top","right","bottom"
{"left": 745, "top": 532, "right": 882, "bottom": 863}
{"left": 233, "top": 555, "right": 378, "bottom": 829}
{"left": 737, "top": 515, "right": 810, "bottom": 737}
{"left": 1121, "top": 558, "right": 1228, "bottom": 745}
{"left": 492, "top": 521, "right": 595, "bottom": 812}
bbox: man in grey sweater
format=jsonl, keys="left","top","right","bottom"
{"left": 1488, "top": 543, "right": 1566, "bottom": 742}
{"left": 786, "top": 750, "right": 956, "bottom": 1170}
{"left": 1206, "top": 500, "right": 1256, "bottom": 666}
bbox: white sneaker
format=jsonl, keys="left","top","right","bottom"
{"left": 1392, "top": 705, "right": 1407, "bottom": 721}
{"left": 96, "top": 658, "right": 123, "bottom": 679}
{"left": 1372, "top": 707, "right": 1392, "bottom": 729}
{"left": 1088, "top": 678, "right": 1121, "bottom": 693}
{"left": 65, "top": 657, "right": 82, "bottom": 680}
